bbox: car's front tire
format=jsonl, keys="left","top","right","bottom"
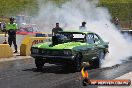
{"left": 35, "top": 57, "right": 45, "bottom": 70}
{"left": 62, "top": 54, "right": 82, "bottom": 72}
{"left": 72, "top": 54, "right": 82, "bottom": 72}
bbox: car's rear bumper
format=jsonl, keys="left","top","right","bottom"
{"left": 31, "top": 54, "right": 75, "bottom": 63}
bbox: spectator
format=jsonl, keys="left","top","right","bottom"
{"left": 113, "top": 17, "right": 119, "bottom": 25}
{"left": 52, "top": 23, "right": 63, "bottom": 36}
{"left": 112, "top": 17, "right": 121, "bottom": 30}
{"left": 79, "top": 21, "right": 87, "bottom": 31}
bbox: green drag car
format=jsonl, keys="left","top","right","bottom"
{"left": 31, "top": 30, "right": 109, "bottom": 71}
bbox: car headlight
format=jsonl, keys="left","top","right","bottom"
{"left": 63, "top": 50, "right": 72, "bottom": 56}
{"left": 32, "top": 48, "right": 39, "bottom": 53}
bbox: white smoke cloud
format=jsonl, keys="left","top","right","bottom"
{"left": 31, "top": 0, "right": 132, "bottom": 67}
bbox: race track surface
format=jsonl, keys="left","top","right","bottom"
{"left": 0, "top": 57, "right": 131, "bottom": 88}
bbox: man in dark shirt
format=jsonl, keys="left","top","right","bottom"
{"left": 79, "top": 21, "right": 87, "bottom": 31}
{"left": 5, "top": 17, "right": 18, "bottom": 53}
{"left": 52, "top": 23, "right": 63, "bottom": 36}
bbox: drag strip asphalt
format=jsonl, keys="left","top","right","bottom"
{"left": 0, "top": 57, "right": 131, "bottom": 88}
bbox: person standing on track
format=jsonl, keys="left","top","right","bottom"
{"left": 52, "top": 23, "right": 63, "bottom": 45}
{"left": 79, "top": 21, "right": 87, "bottom": 31}
{"left": 5, "top": 17, "right": 18, "bottom": 53}
{"left": 52, "top": 23, "right": 63, "bottom": 36}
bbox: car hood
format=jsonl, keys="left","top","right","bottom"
{"left": 33, "top": 42, "right": 86, "bottom": 49}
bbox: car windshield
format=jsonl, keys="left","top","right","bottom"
{"left": 56, "top": 32, "right": 86, "bottom": 43}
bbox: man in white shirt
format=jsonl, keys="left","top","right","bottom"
{"left": 79, "top": 21, "right": 87, "bottom": 31}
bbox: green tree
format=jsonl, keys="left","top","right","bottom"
{"left": 0, "top": 0, "right": 39, "bottom": 17}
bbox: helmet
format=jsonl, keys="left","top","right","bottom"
{"left": 9, "top": 17, "right": 15, "bottom": 21}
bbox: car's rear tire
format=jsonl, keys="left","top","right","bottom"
{"left": 89, "top": 51, "right": 105, "bottom": 69}
{"left": 99, "top": 51, "right": 105, "bottom": 66}
{"left": 35, "top": 57, "right": 45, "bottom": 70}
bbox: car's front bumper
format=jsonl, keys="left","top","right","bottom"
{"left": 31, "top": 54, "right": 75, "bottom": 63}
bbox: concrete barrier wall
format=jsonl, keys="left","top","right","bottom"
{"left": 0, "top": 44, "right": 13, "bottom": 58}
{"left": 0, "top": 33, "right": 50, "bottom": 56}
{"left": 0, "top": 34, "right": 34, "bottom": 50}
{"left": 20, "top": 37, "right": 49, "bottom": 56}
{"left": 0, "top": 34, "right": 13, "bottom": 58}
{"left": 0, "top": 34, "right": 6, "bottom": 44}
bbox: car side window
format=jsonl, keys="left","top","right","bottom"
{"left": 94, "top": 34, "right": 101, "bottom": 44}
{"left": 86, "top": 34, "right": 94, "bottom": 44}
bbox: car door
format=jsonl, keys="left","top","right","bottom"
{"left": 92, "top": 34, "right": 103, "bottom": 57}
{"left": 83, "top": 33, "right": 96, "bottom": 61}
{"left": 93, "top": 33, "right": 108, "bottom": 58}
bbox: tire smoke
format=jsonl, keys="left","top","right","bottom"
{"left": 31, "top": 0, "right": 132, "bottom": 67}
